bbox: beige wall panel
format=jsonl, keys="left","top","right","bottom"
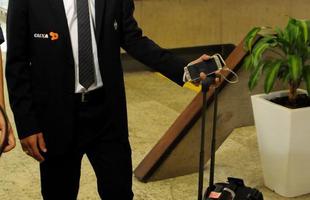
{"left": 133, "top": 0, "right": 310, "bottom": 48}
{"left": 133, "top": 0, "right": 142, "bottom": 23}
{"left": 137, "top": 0, "right": 222, "bottom": 48}
{"left": 221, "top": 0, "right": 290, "bottom": 44}
{"left": 289, "top": 0, "right": 310, "bottom": 19}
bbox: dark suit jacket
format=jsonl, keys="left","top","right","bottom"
{"left": 6, "top": 0, "right": 187, "bottom": 154}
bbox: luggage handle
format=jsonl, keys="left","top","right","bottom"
{"left": 197, "top": 77, "right": 218, "bottom": 200}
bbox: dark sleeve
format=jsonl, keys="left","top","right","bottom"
{"left": 0, "top": 27, "right": 4, "bottom": 45}
{"left": 120, "top": 0, "right": 187, "bottom": 86}
{"left": 6, "top": 0, "right": 41, "bottom": 139}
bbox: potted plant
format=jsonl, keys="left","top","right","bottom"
{"left": 243, "top": 17, "right": 310, "bottom": 197}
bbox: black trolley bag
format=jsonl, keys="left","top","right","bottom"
{"left": 197, "top": 78, "right": 264, "bottom": 200}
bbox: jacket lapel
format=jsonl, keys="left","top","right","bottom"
{"left": 47, "top": 0, "right": 75, "bottom": 92}
{"left": 95, "top": 0, "right": 107, "bottom": 41}
{"left": 47, "top": 0, "right": 72, "bottom": 48}
{"left": 47, "top": 0, "right": 106, "bottom": 44}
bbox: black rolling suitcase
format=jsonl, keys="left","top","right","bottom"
{"left": 198, "top": 78, "right": 264, "bottom": 200}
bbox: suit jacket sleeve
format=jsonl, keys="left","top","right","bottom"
{"left": 120, "top": 0, "right": 187, "bottom": 86}
{"left": 6, "top": 0, "right": 41, "bottom": 139}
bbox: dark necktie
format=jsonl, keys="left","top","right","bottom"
{"left": 77, "top": 0, "right": 95, "bottom": 89}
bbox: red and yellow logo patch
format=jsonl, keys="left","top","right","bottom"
{"left": 49, "top": 32, "right": 59, "bottom": 41}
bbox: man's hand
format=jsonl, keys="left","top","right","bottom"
{"left": 3, "top": 122, "right": 16, "bottom": 153}
{"left": 189, "top": 54, "right": 222, "bottom": 87}
{"left": 21, "top": 132, "right": 47, "bottom": 162}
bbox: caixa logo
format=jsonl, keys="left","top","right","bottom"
{"left": 34, "top": 33, "right": 49, "bottom": 39}
{"left": 34, "top": 32, "right": 59, "bottom": 41}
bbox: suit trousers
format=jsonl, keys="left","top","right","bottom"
{"left": 39, "top": 89, "right": 133, "bottom": 200}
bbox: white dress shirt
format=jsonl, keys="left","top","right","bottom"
{"left": 63, "top": 0, "right": 103, "bottom": 93}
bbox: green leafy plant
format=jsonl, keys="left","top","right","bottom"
{"left": 243, "top": 18, "right": 310, "bottom": 104}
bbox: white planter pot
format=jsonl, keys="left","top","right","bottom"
{"left": 251, "top": 90, "right": 310, "bottom": 197}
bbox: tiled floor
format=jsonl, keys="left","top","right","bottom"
{"left": 1, "top": 71, "right": 310, "bottom": 200}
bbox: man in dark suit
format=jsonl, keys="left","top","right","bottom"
{"left": 6, "top": 0, "right": 211, "bottom": 199}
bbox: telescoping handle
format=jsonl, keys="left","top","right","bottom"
{"left": 208, "top": 79, "right": 219, "bottom": 191}
{"left": 204, "top": 78, "right": 220, "bottom": 200}
{"left": 197, "top": 77, "right": 215, "bottom": 200}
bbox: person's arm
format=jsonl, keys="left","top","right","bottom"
{"left": 6, "top": 0, "right": 46, "bottom": 161}
{"left": 120, "top": 0, "right": 215, "bottom": 86}
{"left": 0, "top": 43, "right": 16, "bottom": 153}
{"left": 0, "top": 24, "right": 15, "bottom": 154}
